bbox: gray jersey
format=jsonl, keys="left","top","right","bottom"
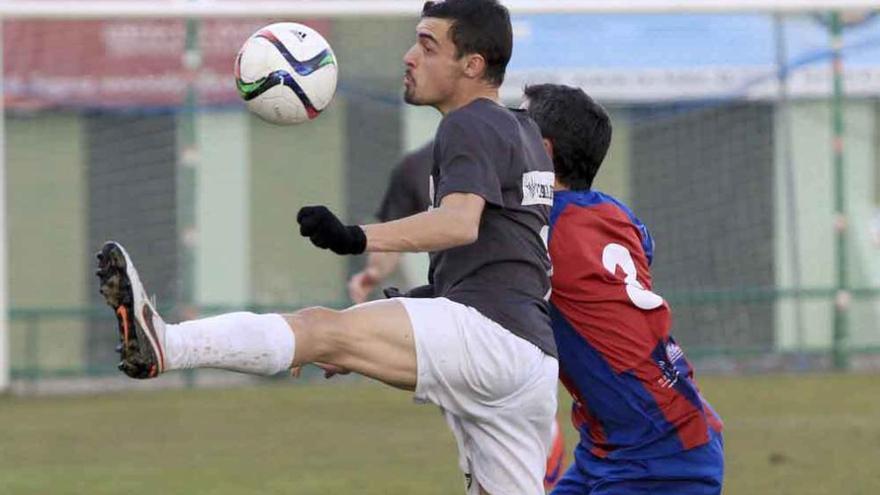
{"left": 428, "top": 98, "right": 556, "bottom": 357}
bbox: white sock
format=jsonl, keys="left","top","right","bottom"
{"left": 164, "top": 312, "right": 295, "bottom": 376}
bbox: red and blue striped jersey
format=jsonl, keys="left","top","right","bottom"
{"left": 549, "top": 189, "right": 723, "bottom": 461}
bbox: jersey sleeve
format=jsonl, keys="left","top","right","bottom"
{"left": 433, "top": 115, "right": 503, "bottom": 207}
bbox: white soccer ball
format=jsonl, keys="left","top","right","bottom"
{"left": 235, "top": 22, "right": 338, "bottom": 125}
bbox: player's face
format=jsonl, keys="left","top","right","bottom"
{"left": 403, "top": 18, "right": 466, "bottom": 107}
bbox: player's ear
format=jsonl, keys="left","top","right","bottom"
{"left": 542, "top": 138, "right": 554, "bottom": 160}
{"left": 462, "top": 53, "right": 486, "bottom": 80}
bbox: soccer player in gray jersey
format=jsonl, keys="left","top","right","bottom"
{"left": 348, "top": 141, "right": 570, "bottom": 490}
{"left": 95, "top": 1, "right": 557, "bottom": 493}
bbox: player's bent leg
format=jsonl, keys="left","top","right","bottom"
{"left": 460, "top": 358, "right": 557, "bottom": 495}
{"left": 283, "top": 299, "right": 418, "bottom": 390}
{"left": 398, "top": 297, "right": 558, "bottom": 495}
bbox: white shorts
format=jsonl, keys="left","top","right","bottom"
{"left": 398, "top": 297, "right": 559, "bottom": 495}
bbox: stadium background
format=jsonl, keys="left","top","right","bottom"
{"left": 1, "top": 2, "right": 879, "bottom": 494}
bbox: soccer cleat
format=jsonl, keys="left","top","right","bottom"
{"left": 95, "top": 241, "right": 167, "bottom": 379}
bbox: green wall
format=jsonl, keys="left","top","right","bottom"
{"left": 196, "top": 112, "right": 250, "bottom": 307}
{"left": 248, "top": 105, "right": 347, "bottom": 307}
{"left": 7, "top": 115, "right": 87, "bottom": 371}
{"left": 774, "top": 100, "right": 880, "bottom": 350}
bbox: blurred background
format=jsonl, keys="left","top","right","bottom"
{"left": 0, "top": 1, "right": 879, "bottom": 494}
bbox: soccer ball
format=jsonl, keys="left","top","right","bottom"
{"left": 235, "top": 22, "right": 338, "bottom": 125}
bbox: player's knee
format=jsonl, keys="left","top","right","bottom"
{"left": 284, "top": 307, "right": 353, "bottom": 364}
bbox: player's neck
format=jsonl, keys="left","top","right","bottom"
{"left": 437, "top": 85, "right": 500, "bottom": 115}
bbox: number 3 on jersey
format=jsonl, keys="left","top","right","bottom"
{"left": 601, "top": 243, "right": 664, "bottom": 310}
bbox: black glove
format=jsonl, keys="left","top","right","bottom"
{"left": 297, "top": 205, "right": 367, "bottom": 255}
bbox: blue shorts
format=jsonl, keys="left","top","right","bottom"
{"left": 551, "top": 431, "right": 724, "bottom": 495}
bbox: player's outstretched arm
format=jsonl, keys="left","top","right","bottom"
{"left": 297, "top": 192, "right": 485, "bottom": 255}
{"left": 362, "top": 192, "right": 484, "bottom": 252}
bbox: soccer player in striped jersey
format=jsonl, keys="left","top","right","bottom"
{"left": 523, "top": 84, "right": 724, "bottom": 495}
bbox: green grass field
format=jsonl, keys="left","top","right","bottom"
{"left": 1, "top": 374, "right": 878, "bottom": 494}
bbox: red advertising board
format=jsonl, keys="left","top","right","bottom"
{"left": 4, "top": 18, "right": 331, "bottom": 108}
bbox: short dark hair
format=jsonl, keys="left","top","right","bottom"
{"left": 524, "top": 84, "right": 612, "bottom": 190}
{"left": 421, "top": 0, "right": 512, "bottom": 86}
